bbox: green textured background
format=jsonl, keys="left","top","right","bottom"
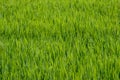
{"left": 0, "top": 0, "right": 120, "bottom": 80}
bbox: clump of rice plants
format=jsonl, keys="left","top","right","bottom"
{"left": 1, "top": 0, "right": 120, "bottom": 80}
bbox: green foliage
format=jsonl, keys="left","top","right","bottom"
{"left": 1, "top": 0, "right": 120, "bottom": 80}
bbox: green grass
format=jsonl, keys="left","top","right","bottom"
{"left": 0, "top": 0, "right": 120, "bottom": 80}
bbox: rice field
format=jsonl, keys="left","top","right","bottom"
{"left": 0, "top": 0, "right": 120, "bottom": 80}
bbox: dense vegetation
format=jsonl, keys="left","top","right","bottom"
{"left": 0, "top": 0, "right": 120, "bottom": 80}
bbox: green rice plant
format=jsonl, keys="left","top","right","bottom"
{"left": 0, "top": 0, "right": 120, "bottom": 80}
